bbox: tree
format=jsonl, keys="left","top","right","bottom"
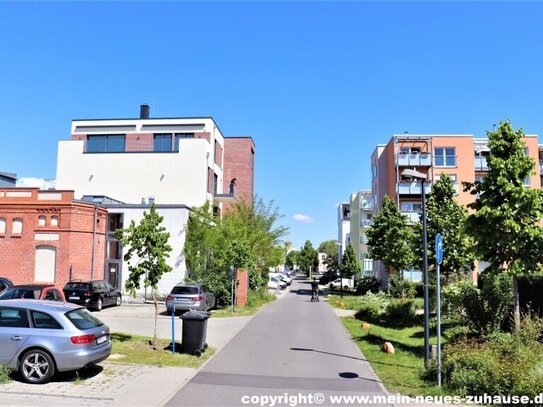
{"left": 464, "top": 121, "right": 543, "bottom": 330}
{"left": 339, "top": 243, "right": 360, "bottom": 279}
{"left": 285, "top": 250, "right": 299, "bottom": 270}
{"left": 366, "top": 195, "right": 415, "bottom": 274}
{"left": 183, "top": 198, "right": 288, "bottom": 305}
{"left": 413, "top": 174, "right": 475, "bottom": 284}
{"left": 115, "top": 204, "right": 172, "bottom": 350}
{"left": 298, "top": 240, "right": 318, "bottom": 275}
{"left": 318, "top": 239, "right": 339, "bottom": 274}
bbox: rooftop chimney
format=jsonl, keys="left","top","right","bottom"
{"left": 140, "top": 104, "right": 150, "bottom": 119}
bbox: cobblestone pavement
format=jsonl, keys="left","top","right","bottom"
{"left": 0, "top": 362, "right": 195, "bottom": 407}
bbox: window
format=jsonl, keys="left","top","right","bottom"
{"left": 0, "top": 218, "right": 5, "bottom": 234}
{"left": 12, "top": 218, "right": 23, "bottom": 234}
{"left": 0, "top": 307, "right": 29, "bottom": 328}
{"left": 31, "top": 311, "right": 62, "bottom": 329}
{"left": 87, "top": 135, "right": 125, "bottom": 153}
{"left": 213, "top": 173, "right": 218, "bottom": 195}
{"left": 400, "top": 147, "right": 420, "bottom": 153}
{"left": 153, "top": 134, "right": 172, "bottom": 152}
{"left": 38, "top": 216, "right": 46, "bottom": 227}
{"left": 65, "top": 308, "right": 104, "bottom": 330}
{"left": 51, "top": 216, "right": 59, "bottom": 227}
{"left": 44, "top": 289, "right": 62, "bottom": 302}
{"left": 174, "top": 133, "right": 194, "bottom": 151}
{"left": 434, "top": 147, "right": 456, "bottom": 167}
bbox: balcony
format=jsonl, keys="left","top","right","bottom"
{"left": 398, "top": 182, "right": 432, "bottom": 195}
{"left": 401, "top": 211, "right": 420, "bottom": 224}
{"left": 396, "top": 152, "right": 432, "bottom": 167}
{"left": 475, "top": 156, "right": 489, "bottom": 171}
{"left": 431, "top": 181, "right": 459, "bottom": 194}
{"left": 360, "top": 219, "right": 373, "bottom": 227}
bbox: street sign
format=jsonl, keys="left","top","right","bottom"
{"left": 435, "top": 233, "right": 444, "bottom": 265}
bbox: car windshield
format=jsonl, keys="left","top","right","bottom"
{"left": 64, "top": 283, "right": 90, "bottom": 291}
{"left": 0, "top": 288, "right": 40, "bottom": 300}
{"left": 171, "top": 286, "right": 198, "bottom": 295}
{"left": 65, "top": 308, "right": 104, "bottom": 330}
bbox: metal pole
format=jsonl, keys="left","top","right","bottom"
{"left": 171, "top": 303, "right": 176, "bottom": 354}
{"left": 436, "top": 262, "right": 442, "bottom": 386}
{"left": 422, "top": 180, "right": 430, "bottom": 368}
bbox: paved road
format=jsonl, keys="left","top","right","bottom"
{"left": 166, "top": 278, "right": 389, "bottom": 407}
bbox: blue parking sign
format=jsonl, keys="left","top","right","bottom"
{"left": 435, "top": 233, "right": 444, "bottom": 265}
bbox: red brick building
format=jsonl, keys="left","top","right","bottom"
{"left": 0, "top": 188, "right": 107, "bottom": 288}
{"left": 223, "top": 137, "right": 255, "bottom": 212}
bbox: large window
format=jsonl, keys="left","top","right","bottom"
{"left": 153, "top": 134, "right": 172, "bottom": 152}
{"left": 87, "top": 135, "right": 125, "bottom": 153}
{"left": 434, "top": 147, "right": 456, "bottom": 167}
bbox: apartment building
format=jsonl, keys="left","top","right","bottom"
{"left": 371, "top": 134, "right": 541, "bottom": 278}
{"left": 0, "top": 188, "right": 107, "bottom": 288}
{"left": 349, "top": 191, "right": 375, "bottom": 278}
{"left": 55, "top": 105, "right": 255, "bottom": 296}
{"left": 336, "top": 202, "right": 350, "bottom": 264}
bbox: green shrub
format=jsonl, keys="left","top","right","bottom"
{"left": 0, "top": 366, "right": 10, "bottom": 384}
{"left": 246, "top": 289, "right": 276, "bottom": 308}
{"left": 385, "top": 298, "right": 417, "bottom": 321}
{"left": 388, "top": 275, "right": 416, "bottom": 299}
{"left": 355, "top": 276, "right": 381, "bottom": 295}
{"left": 437, "top": 316, "right": 543, "bottom": 398}
{"left": 356, "top": 302, "right": 381, "bottom": 320}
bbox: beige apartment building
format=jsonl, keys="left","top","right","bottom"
{"left": 371, "top": 134, "right": 542, "bottom": 280}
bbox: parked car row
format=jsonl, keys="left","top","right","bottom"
{"left": 0, "top": 277, "right": 122, "bottom": 312}
{"left": 166, "top": 283, "right": 216, "bottom": 313}
{"left": 267, "top": 272, "right": 292, "bottom": 290}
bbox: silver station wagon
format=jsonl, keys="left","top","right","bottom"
{"left": 0, "top": 299, "right": 111, "bottom": 384}
{"left": 166, "top": 283, "right": 216, "bottom": 313}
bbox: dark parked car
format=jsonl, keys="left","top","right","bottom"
{"left": 166, "top": 283, "right": 215, "bottom": 313}
{"left": 0, "top": 299, "right": 111, "bottom": 384}
{"left": 0, "top": 277, "right": 13, "bottom": 292}
{"left": 63, "top": 280, "right": 122, "bottom": 311}
{"left": 0, "top": 284, "right": 65, "bottom": 302}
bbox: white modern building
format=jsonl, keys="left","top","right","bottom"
{"left": 56, "top": 105, "right": 254, "bottom": 297}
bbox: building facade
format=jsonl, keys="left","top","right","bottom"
{"left": 336, "top": 202, "right": 350, "bottom": 264}
{"left": 371, "top": 134, "right": 542, "bottom": 279}
{"left": 348, "top": 191, "right": 374, "bottom": 278}
{"left": 0, "top": 172, "right": 16, "bottom": 187}
{"left": 0, "top": 188, "right": 107, "bottom": 288}
{"left": 54, "top": 105, "right": 255, "bottom": 297}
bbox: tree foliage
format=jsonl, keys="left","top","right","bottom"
{"left": 339, "top": 243, "right": 360, "bottom": 278}
{"left": 464, "top": 121, "right": 543, "bottom": 329}
{"left": 183, "top": 198, "right": 288, "bottom": 306}
{"left": 366, "top": 195, "right": 415, "bottom": 273}
{"left": 298, "top": 240, "right": 318, "bottom": 275}
{"left": 413, "top": 174, "right": 475, "bottom": 284}
{"left": 318, "top": 239, "right": 339, "bottom": 274}
{"left": 114, "top": 204, "right": 172, "bottom": 349}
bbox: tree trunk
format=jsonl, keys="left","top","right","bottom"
{"left": 152, "top": 289, "right": 158, "bottom": 350}
{"left": 513, "top": 275, "right": 521, "bottom": 332}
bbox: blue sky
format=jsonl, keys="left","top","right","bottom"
{"left": 2, "top": 1, "right": 543, "bottom": 249}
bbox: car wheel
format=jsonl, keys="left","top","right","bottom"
{"left": 344, "top": 285, "right": 349, "bottom": 291}
{"left": 95, "top": 298, "right": 103, "bottom": 312}
{"left": 19, "top": 349, "right": 55, "bottom": 384}
{"left": 115, "top": 294, "right": 122, "bottom": 307}
{"left": 329, "top": 284, "right": 334, "bottom": 290}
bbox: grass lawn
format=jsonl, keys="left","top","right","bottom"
{"left": 110, "top": 332, "right": 215, "bottom": 368}
{"left": 326, "top": 293, "right": 361, "bottom": 310}
{"left": 211, "top": 291, "right": 276, "bottom": 318}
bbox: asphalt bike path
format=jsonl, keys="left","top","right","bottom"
{"left": 166, "top": 278, "right": 389, "bottom": 407}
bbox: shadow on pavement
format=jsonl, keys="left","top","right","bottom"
{"left": 11, "top": 364, "right": 104, "bottom": 384}
{"left": 290, "top": 347, "right": 366, "bottom": 362}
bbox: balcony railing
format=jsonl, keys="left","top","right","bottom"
{"left": 431, "top": 181, "right": 459, "bottom": 194}
{"left": 401, "top": 211, "right": 420, "bottom": 224}
{"left": 396, "top": 152, "right": 432, "bottom": 167}
{"left": 360, "top": 219, "right": 373, "bottom": 227}
{"left": 475, "top": 156, "right": 489, "bottom": 171}
{"left": 398, "top": 182, "right": 432, "bottom": 195}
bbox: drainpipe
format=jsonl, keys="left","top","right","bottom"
{"left": 91, "top": 206, "right": 97, "bottom": 279}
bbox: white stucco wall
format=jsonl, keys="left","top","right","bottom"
{"left": 108, "top": 206, "right": 189, "bottom": 297}
{"left": 56, "top": 139, "right": 212, "bottom": 206}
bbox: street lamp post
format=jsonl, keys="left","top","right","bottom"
{"left": 401, "top": 168, "right": 430, "bottom": 368}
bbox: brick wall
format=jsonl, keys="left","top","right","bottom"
{"left": 0, "top": 188, "right": 107, "bottom": 288}
{"left": 223, "top": 138, "right": 255, "bottom": 212}
{"left": 126, "top": 133, "right": 153, "bottom": 152}
{"left": 195, "top": 132, "right": 211, "bottom": 144}
{"left": 235, "top": 269, "right": 248, "bottom": 307}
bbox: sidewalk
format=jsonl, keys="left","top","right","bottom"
{"left": 0, "top": 303, "right": 253, "bottom": 406}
